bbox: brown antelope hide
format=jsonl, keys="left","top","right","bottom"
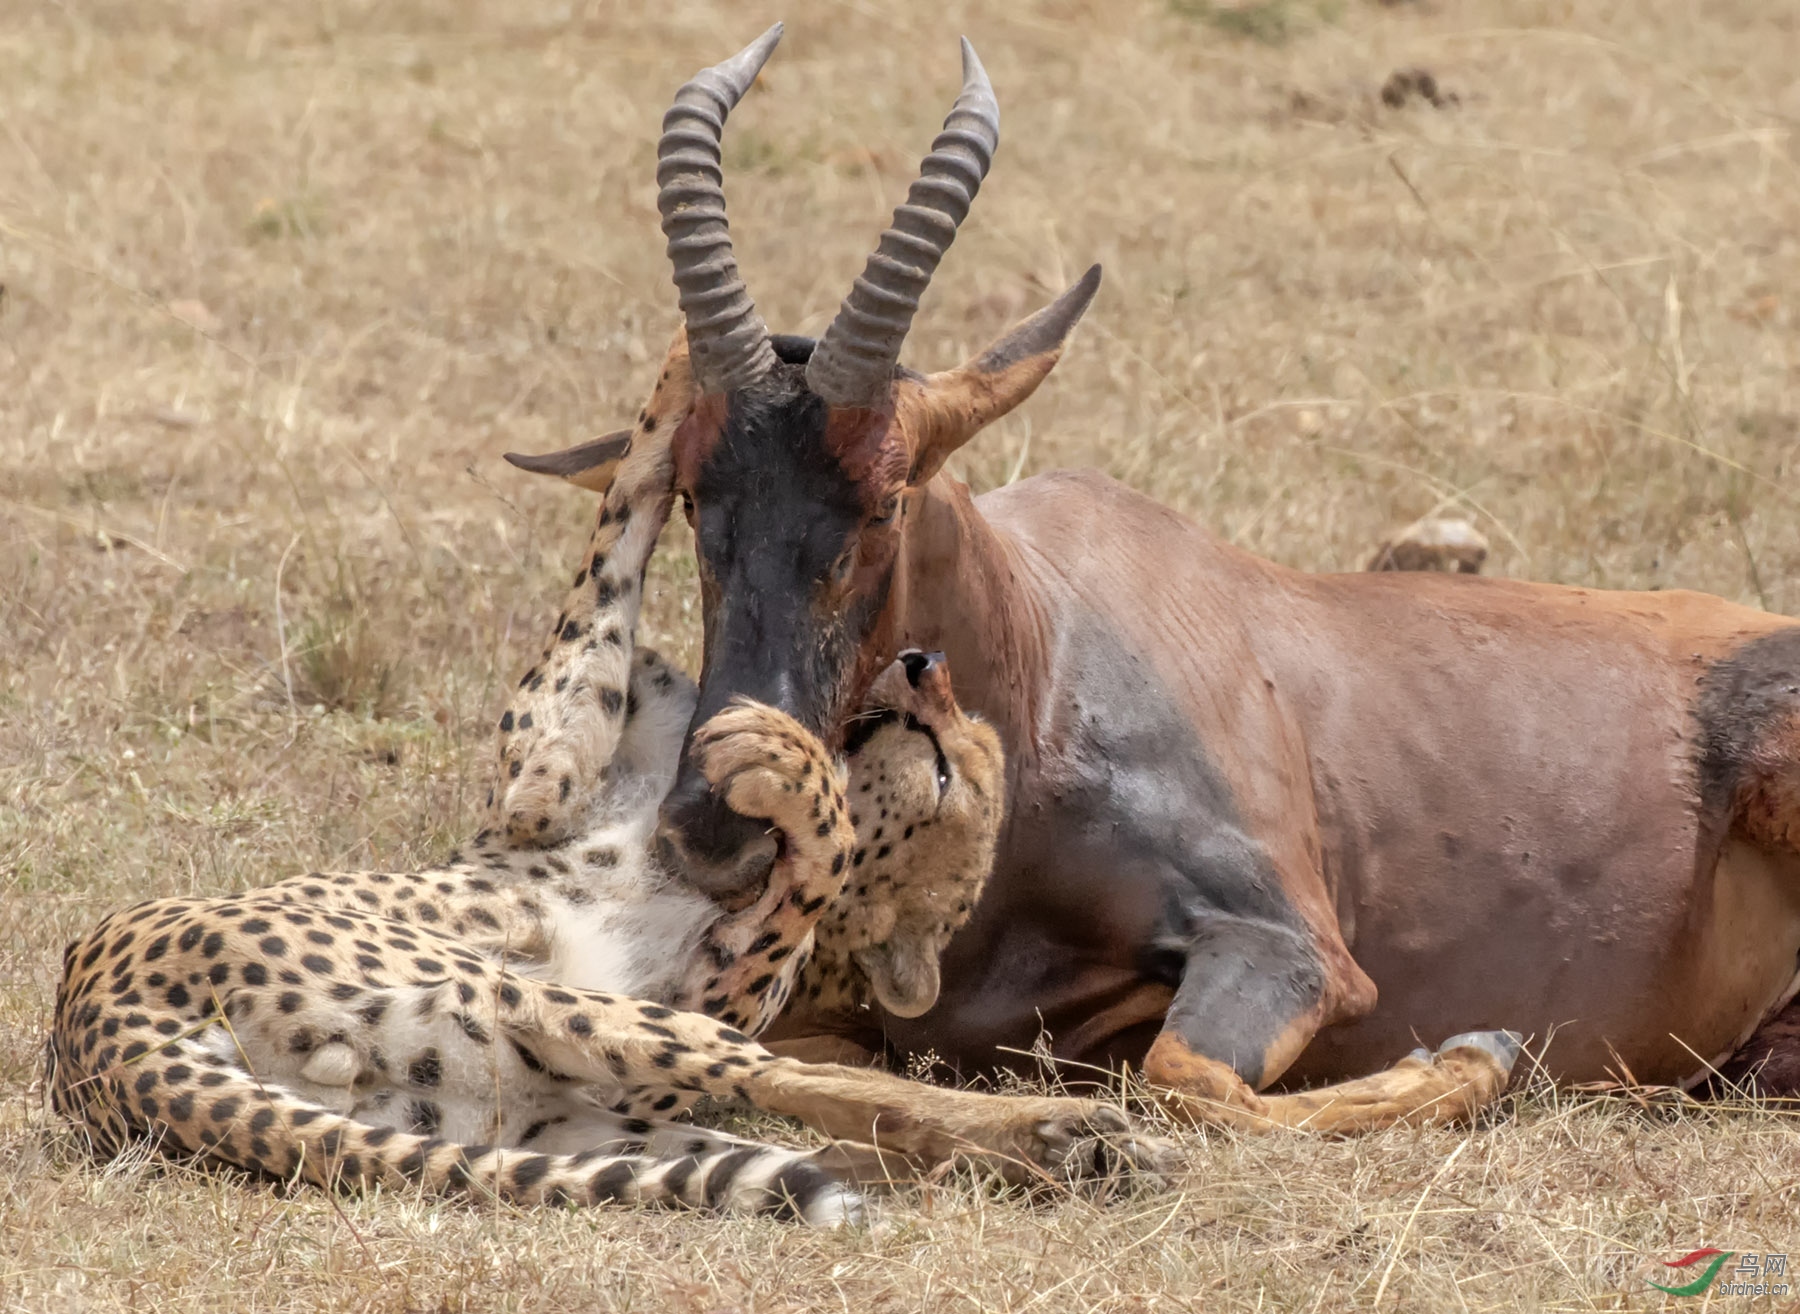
{"left": 517, "top": 24, "right": 1800, "bottom": 1132}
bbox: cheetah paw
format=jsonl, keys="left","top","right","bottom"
{"left": 1031, "top": 1102, "right": 1179, "bottom": 1191}
{"left": 692, "top": 701, "right": 846, "bottom": 833}
{"left": 495, "top": 740, "right": 590, "bottom": 848}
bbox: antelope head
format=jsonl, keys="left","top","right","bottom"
{"left": 526, "top": 24, "right": 1097, "bottom": 899}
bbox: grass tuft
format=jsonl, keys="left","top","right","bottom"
{"left": 1170, "top": 0, "right": 1341, "bottom": 45}
{"left": 246, "top": 193, "right": 327, "bottom": 243}
{"left": 289, "top": 570, "right": 407, "bottom": 720}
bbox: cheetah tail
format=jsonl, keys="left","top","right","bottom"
{"left": 54, "top": 1037, "right": 865, "bottom": 1225}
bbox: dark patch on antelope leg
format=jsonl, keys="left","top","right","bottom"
{"left": 879, "top": 615, "right": 1318, "bottom": 1079}
{"left": 1151, "top": 914, "right": 1328, "bottom": 1090}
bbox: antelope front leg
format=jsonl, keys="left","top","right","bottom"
{"left": 758, "top": 1033, "right": 886, "bottom": 1068}
{"left": 1141, "top": 915, "right": 1520, "bottom": 1134}
{"left": 1145, "top": 1030, "right": 1521, "bottom": 1134}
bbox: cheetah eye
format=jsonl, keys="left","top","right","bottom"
{"left": 934, "top": 749, "right": 952, "bottom": 797}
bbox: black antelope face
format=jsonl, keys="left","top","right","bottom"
{"left": 654, "top": 342, "right": 913, "bottom": 896}
{"left": 517, "top": 24, "right": 1099, "bottom": 901}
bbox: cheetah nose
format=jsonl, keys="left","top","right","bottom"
{"left": 899, "top": 649, "right": 944, "bottom": 689}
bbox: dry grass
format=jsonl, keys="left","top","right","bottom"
{"left": 3, "top": 0, "right": 1799, "bottom": 1309}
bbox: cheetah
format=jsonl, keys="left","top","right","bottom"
{"left": 47, "top": 329, "right": 1174, "bottom": 1226}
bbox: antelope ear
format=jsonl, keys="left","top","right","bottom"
{"left": 894, "top": 264, "right": 1102, "bottom": 486}
{"left": 504, "top": 429, "right": 633, "bottom": 494}
{"left": 852, "top": 939, "right": 943, "bottom": 1019}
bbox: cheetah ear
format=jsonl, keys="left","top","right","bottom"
{"left": 504, "top": 429, "right": 633, "bottom": 494}
{"left": 853, "top": 940, "right": 942, "bottom": 1019}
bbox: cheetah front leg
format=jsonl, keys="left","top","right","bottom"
{"left": 666, "top": 703, "right": 857, "bottom": 1034}
{"left": 744, "top": 1058, "right": 1176, "bottom": 1188}
{"left": 484, "top": 334, "right": 697, "bottom": 849}
{"left": 502, "top": 977, "right": 1173, "bottom": 1190}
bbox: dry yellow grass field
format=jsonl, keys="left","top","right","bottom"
{"left": 4, "top": 1, "right": 1799, "bottom": 1310}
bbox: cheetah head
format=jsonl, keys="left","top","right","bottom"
{"left": 815, "top": 650, "right": 1005, "bottom": 1019}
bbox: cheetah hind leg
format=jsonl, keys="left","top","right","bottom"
{"left": 187, "top": 966, "right": 875, "bottom": 1224}
{"left": 510, "top": 1101, "right": 892, "bottom": 1185}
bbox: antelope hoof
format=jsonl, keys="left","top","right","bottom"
{"left": 1438, "top": 1029, "right": 1524, "bottom": 1077}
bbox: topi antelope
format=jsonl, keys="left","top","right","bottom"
{"left": 521, "top": 24, "right": 1800, "bottom": 1131}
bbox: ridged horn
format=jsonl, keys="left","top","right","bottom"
{"left": 806, "top": 38, "right": 1000, "bottom": 409}
{"left": 657, "top": 24, "right": 783, "bottom": 395}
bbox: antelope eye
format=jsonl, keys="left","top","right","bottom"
{"left": 869, "top": 494, "right": 901, "bottom": 527}
{"left": 680, "top": 492, "right": 695, "bottom": 521}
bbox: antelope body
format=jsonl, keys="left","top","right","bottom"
{"left": 532, "top": 25, "right": 1800, "bottom": 1130}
